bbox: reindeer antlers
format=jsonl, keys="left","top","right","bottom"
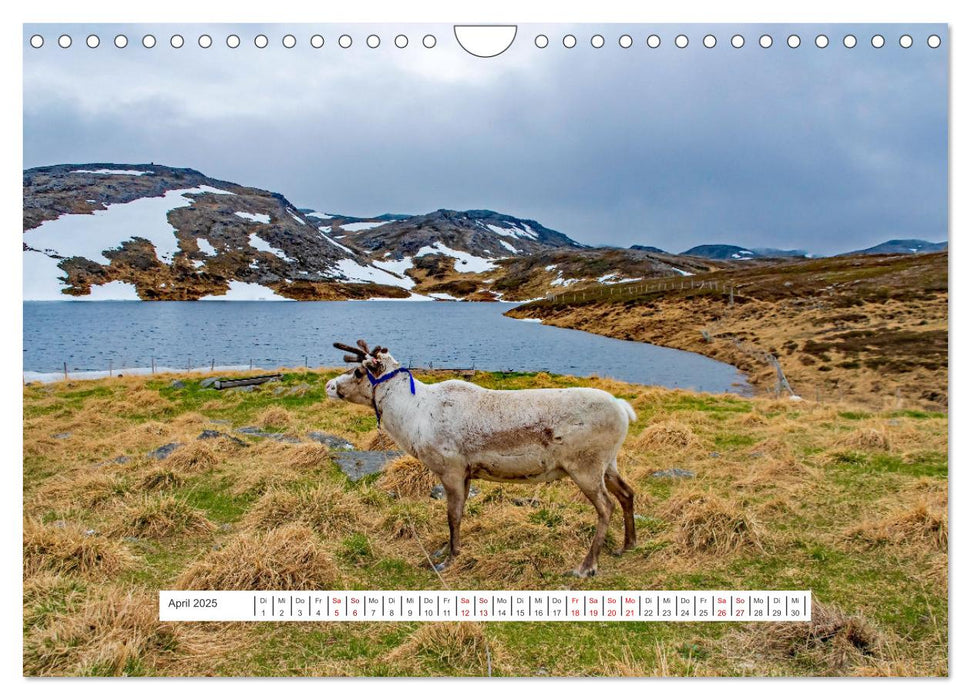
{"left": 333, "top": 340, "right": 388, "bottom": 363}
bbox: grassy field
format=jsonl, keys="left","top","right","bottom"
{"left": 507, "top": 252, "right": 947, "bottom": 411}
{"left": 23, "top": 369, "right": 947, "bottom": 676}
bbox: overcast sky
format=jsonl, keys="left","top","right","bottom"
{"left": 23, "top": 23, "right": 947, "bottom": 254}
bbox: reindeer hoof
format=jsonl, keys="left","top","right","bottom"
{"left": 432, "top": 544, "right": 449, "bottom": 560}
{"left": 569, "top": 568, "right": 597, "bottom": 578}
{"left": 433, "top": 559, "right": 453, "bottom": 573}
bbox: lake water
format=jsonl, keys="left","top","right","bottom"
{"left": 22, "top": 301, "right": 749, "bottom": 393}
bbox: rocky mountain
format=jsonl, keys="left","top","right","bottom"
{"left": 21, "top": 164, "right": 726, "bottom": 301}
{"left": 846, "top": 239, "right": 948, "bottom": 256}
{"left": 679, "top": 244, "right": 812, "bottom": 261}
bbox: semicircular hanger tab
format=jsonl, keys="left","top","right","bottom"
{"left": 454, "top": 25, "right": 518, "bottom": 57}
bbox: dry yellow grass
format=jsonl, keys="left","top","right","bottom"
{"left": 660, "top": 490, "right": 764, "bottom": 555}
{"left": 24, "top": 519, "right": 133, "bottom": 579}
{"left": 844, "top": 493, "right": 948, "bottom": 551}
{"left": 632, "top": 420, "right": 699, "bottom": 451}
{"left": 387, "top": 622, "right": 497, "bottom": 676}
{"left": 242, "top": 484, "right": 361, "bottom": 535}
{"left": 163, "top": 442, "right": 219, "bottom": 474}
{"left": 35, "top": 469, "right": 128, "bottom": 510}
{"left": 113, "top": 495, "right": 217, "bottom": 539}
{"left": 256, "top": 405, "right": 294, "bottom": 430}
{"left": 365, "top": 430, "right": 400, "bottom": 451}
{"left": 134, "top": 466, "right": 186, "bottom": 492}
{"left": 840, "top": 427, "right": 893, "bottom": 452}
{"left": 724, "top": 600, "right": 886, "bottom": 676}
{"left": 24, "top": 587, "right": 182, "bottom": 676}
{"left": 376, "top": 456, "right": 438, "bottom": 498}
{"left": 177, "top": 524, "right": 339, "bottom": 590}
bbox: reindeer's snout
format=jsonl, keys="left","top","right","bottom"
{"left": 325, "top": 379, "right": 341, "bottom": 399}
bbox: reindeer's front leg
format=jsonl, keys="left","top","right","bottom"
{"left": 434, "top": 469, "right": 471, "bottom": 572}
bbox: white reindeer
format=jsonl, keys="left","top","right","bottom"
{"left": 325, "top": 339, "right": 638, "bottom": 577}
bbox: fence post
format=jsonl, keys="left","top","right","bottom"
{"left": 109, "top": 359, "right": 112, "bottom": 377}
{"left": 63, "top": 362, "right": 67, "bottom": 381}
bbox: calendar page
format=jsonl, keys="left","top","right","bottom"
{"left": 22, "top": 21, "right": 948, "bottom": 678}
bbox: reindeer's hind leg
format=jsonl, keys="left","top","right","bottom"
{"left": 569, "top": 467, "right": 615, "bottom": 577}
{"left": 605, "top": 461, "right": 637, "bottom": 552}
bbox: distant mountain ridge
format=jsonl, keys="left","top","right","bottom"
{"left": 21, "top": 163, "right": 948, "bottom": 301}
{"left": 23, "top": 164, "right": 707, "bottom": 301}
{"left": 845, "top": 239, "right": 948, "bottom": 256}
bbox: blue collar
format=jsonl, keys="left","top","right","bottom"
{"left": 365, "top": 367, "right": 415, "bottom": 426}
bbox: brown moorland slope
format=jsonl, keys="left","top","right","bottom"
{"left": 507, "top": 252, "right": 947, "bottom": 410}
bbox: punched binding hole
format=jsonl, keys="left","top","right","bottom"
{"left": 227, "top": 35, "right": 241, "bottom": 49}
{"left": 899, "top": 35, "right": 913, "bottom": 49}
{"left": 142, "top": 34, "right": 156, "bottom": 49}
{"left": 871, "top": 34, "right": 885, "bottom": 48}
{"left": 282, "top": 34, "right": 297, "bottom": 49}
{"left": 86, "top": 35, "right": 100, "bottom": 49}
{"left": 928, "top": 35, "right": 941, "bottom": 48}
{"left": 619, "top": 34, "right": 633, "bottom": 49}
{"left": 562, "top": 34, "right": 576, "bottom": 49}
{"left": 591, "top": 34, "right": 605, "bottom": 49}
{"left": 731, "top": 34, "right": 744, "bottom": 48}
{"left": 535, "top": 34, "right": 549, "bottom": 49}
{"left": 675, "top": 34, "right": 689, "bottom": 48}
{"left": 815, "top": 35, "right": 829, "bottom": 49}
{"left": 787, "top": 34, "right": 801, "bottom": 49}
{"left": 170, "top": 34, "right": 184, "bottom": 49}
{"left": 29, "top": 34, "right": 44, "bottom": 48}
{"left": 703, "top": 34, "right": 716, "bottom": 48}
{"left": 198, "top": 35, "right": 212, "bottom": 49}
{"left": 254, "top": 34, "right": 269, "bottom": 49}
{"left": 114, "top": 34, "right": 128, "bottom": 49}
{"left": 647, "top": 34, "right": 661, "bottom": 49}
{"left": 58, "top": 34, "right": 72, "bottom": 49}
{"left": 311, "top": 35, "right": 325, "bottom": 49}
{"left": 422, "top": 34, "right": 436, "bottom": 49}
{"left": 759, "top": 34, "right": 773, "bottom": 49}
{"left": 843, "top": 34, "right": 857, "bottom": 48}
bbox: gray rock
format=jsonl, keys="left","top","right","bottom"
{"left": 748, "top": 451, "right": 765, "bottom": 458}
{"left": 200, "top": 377, "right": 219, "bottom": 388}
{"left": 332, "top": 450, "right": 404, "bottom": 481}
{"left": 709, "top": 452, "right": 721, "bottom": 458}
{"left": 198, "top": 429, "right": 247, "bottom": 447}
{"left": 169, "top": 380, "right": 186, "bottom": 389}
{"left": 84, "top": 529, "right": 98, "bottom": 536}
{"left": 52, "top": 520, "right": 66, "bottom": 529}
{"left": 273, "top": 386, "right": 288, "bottom": 395}
{"left": 235, "top": 426, "right": 300, "bottom": 443}
{"left": 307, "top": 432, "right": 354, "bottom": 451}
{"left": 208, "top": 418, "right": 231, "bottom": 425}
{"left": 511, "top": 497, "right": 541, "bottom": 508}
{"left": 147, "top": 442, "right": 183, "bottom": 460}
{"left": 430, "top": 484, "right": 481, "bottom": 500}
{"left": 288, "top": 383, "right": 312, "bottom": 395}
{"left": 52, "top": 432, "right": 71, "bottom": 439}
{"left": 651, "top": 468, "right": 695, "bottom": 479}
{"left": 229, "top": 385, "right": 257, "bottom": 393}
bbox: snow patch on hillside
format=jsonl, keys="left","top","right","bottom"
{"left": 320, "top": 232, "right": 354, "bottom": 255}
{"left": 197, "top": 238, "right": 217, "bottom": 256}
{"left": 414, "top": 243, "right": 496, "bottom": 273}
{"left": 76, "top": 281, "right": 140, "bottom": 301}
{"left": 332, "top": 259, "right": 415, "bottom": 289}
{"left": 235, "top": 211, "right": 271, "bottom": 224}
{"left": 74, "top": 169, "right": 152, "bottom": 176}
{"left": 498, "top": 239, "right": 519, "bottom": 254}
{"left": 341, "top": 221, "right": 390, "bottom": 232}
{"left": 199, "top": 281, "right": 292, "bottom": 301}
{"left": 484, "top": 222, "right": 539, "bottom": 241}
{"left": 671, "top": 267, "right": 694, "bottom": 276}
{"left": 25, "top": 185, "right": 233, "bottom": 265}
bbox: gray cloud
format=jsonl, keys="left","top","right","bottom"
{"left": 23, "top": 23, "right": 948, "bottom": 254}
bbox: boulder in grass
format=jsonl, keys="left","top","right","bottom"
{"left": 650, "top": 468, "right": 696, "bottom": 479}
{"left": 147, "top": 442, "right": 183, "bottom": 460}
{"left": 307, "top": 432, "right": 354, "bottom": 451}
{"left": 332, "top": 451, "right": 404, "bottom": 481}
